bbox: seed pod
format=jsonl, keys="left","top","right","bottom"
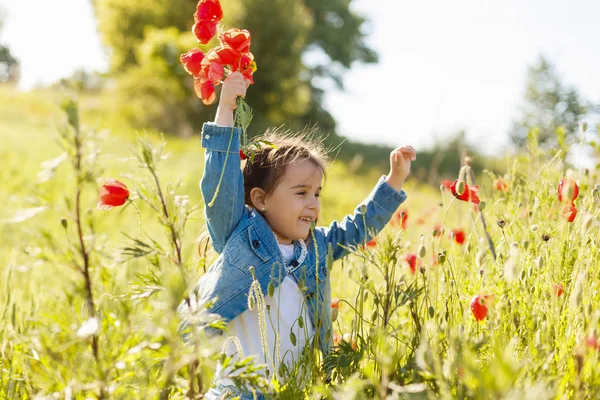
{"left": 428, "top": 306, "right": 435, "bottom": 318}
{"left": 535, "top": 256, "right": 544, "bottom": 269}
{"left": 290, "top": 331, "right": 297, "bottom": 346}
{"left": 456, "top": 180, "right": 466, "bottom": 196}
{"left": 371, "top": 309, "right": 378, "bottom": 323}
{"left": 418, "top": 244, "right": 427, "bottom": 258}
{"left": 268, "top": 281, "right": 275, "bottom": 297}
{"left": 298, "top": 316, "right": 304, "bottom": 329}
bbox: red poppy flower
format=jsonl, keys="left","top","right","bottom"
{"left": 450, "top": 180, "right": 480, "bottom": 204}
{"left": 405, "top": 253, "right": 418, "bottom": 274}
{"left": 194, "top": 79, "right": 216, "bottom": 105}
{"left": 194, "top": 0, "right": 223, "bottom": 23}
{"left": 493, "top": 178, "right": 509, "bottom": 192}
{"left": 470, "top": 294, "right": 493, "bottom": 321}
{"left": 192, "top": 20, "right": 218, "bottom": 44}
{"left": 552, "top": 283, "right": 563, "bottom": 297}
{"left": 206, "top": 61, "right": 224, "bottom": 82}
{"left": 561, "top": 203, "right": 578, "bottom": 222}
{"left": 586, "top": 335, "right": 600, "bottom": 351}
{"left": 239, "top": 149, "right": 247, "bottom": 160}
{"left": 232, "top": 52, "right": 257, "bottom": 84}
{"left": 221, "top": 28, "right": 251, "bottom": 54}
{"left": 558, "top": 178, "right": 579, "bottom": 203}
{"left": 213, "top": 45, "right": 240, "bottom": 65}
{"left": 391, "top": 208, "right": 408, "bottom": 230}
{"left": 180, "top": 49, "right": 205, "bottom": 76}
{"left": 366, "top": 238, "right": 377, "bottom": 248}
{"left": 98, "top": 179, "right": 129, "bottom": 209}
{"left": 451, "top": 228, "right": 466, "bottom": 245}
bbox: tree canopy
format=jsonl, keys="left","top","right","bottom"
{"left": 91, "top": 0, "right": 378, "bottom": 138}
{"left": 510, "top": 56, "right": 593, "bottom": 148}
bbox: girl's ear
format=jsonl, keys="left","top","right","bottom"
{"left": 249, "top": 187, "right": 268, "bottom": 210}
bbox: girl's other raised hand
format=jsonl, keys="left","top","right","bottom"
{"left": 386, "top": 145, "right": 416, "bottom": 192}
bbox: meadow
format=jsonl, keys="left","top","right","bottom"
{"left": 1, "top": 85, "right": 599, "bottom": 399}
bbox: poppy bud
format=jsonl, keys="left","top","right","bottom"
{"left": 581, "top": 122, "right": 588, "bottom": 133}
{"left": 535, "top": 256, "right": 544, "bottom": 269}
{"left": 530, "top": 224, "right": 539, "bottom": 232}
{"left": 478, "top": 202, "right": 486, "bottom": 211}
{"left": 418, "top": 245, "right": 426, "bottom": 258}
{"left": 438, "top": 251, "right": 446, "bottom": 264}
{"left": 61, "top": 218, "right": 68, "bottom": 229}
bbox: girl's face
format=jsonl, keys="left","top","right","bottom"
{"left": 262, "top": 160, "right": 322, "bottom": 244}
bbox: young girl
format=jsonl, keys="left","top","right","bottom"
{"left": 184, "top": 72, "right": 416, "bottom": 399}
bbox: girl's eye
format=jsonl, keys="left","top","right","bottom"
{"left": 315, "top": 193, "right": 320, "bottom": 198}
{"left": 297, "top": 191, "right": 306, "bottom": 196}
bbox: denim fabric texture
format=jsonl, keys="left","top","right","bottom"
{"left": 181, "top": 122, "right": 407, "bottom": 395}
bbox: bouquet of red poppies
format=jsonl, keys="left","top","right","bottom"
{"left": 180, "top": 0, "right": 257, "bottom": 105}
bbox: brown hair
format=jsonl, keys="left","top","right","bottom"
{"left": 242, "top": 130, "right": 329, "bottom": 208}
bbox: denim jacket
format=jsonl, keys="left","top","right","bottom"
{"left": 183, "top": 122, "right": 407, "bottom": 356}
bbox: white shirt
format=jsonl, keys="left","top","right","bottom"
{"left": 209, "top": 243, "right": 314, "bottom": 391}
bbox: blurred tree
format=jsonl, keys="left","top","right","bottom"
{"left": 0, "top": 6, "right": 19, "bottom": 84}
{"left": 510, "top": 56, "right": 593, "bottom": 147}
{"left": 91, "top": 0, "right": 377, "bottom": 138}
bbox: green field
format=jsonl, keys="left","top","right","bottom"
{"left": 1, "top": 85, "right": 599, "bottom": 399}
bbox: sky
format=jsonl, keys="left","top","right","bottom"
{"left": 1, "top": 0, "right": 599, "bottom": 155}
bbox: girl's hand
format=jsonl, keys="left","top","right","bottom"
{"left": 214, "top": 72, "right": 250, "bottom": 126}
{"left": 386, "top": 145, "right": 416, "bottom": 192}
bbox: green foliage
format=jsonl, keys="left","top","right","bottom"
{"left": 3, "top": 83, "right": 600, "bottom": 399}
{"left": 510, "top": 56, "right": 594, "bottom": 148}
{"left": 91, "top": 0, "right": 377, "bottom": 139}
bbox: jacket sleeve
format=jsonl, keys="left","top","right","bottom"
{"left": 200, "top": 122, "right": 245, "bottom": 254}
{"left": 316, "top": 176, "right": 407, "bottom": 261}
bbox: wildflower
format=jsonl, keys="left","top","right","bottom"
{"left": 450, "top": 180, "right": 481, "bottom": 204}
{"left": 561, "top": 203, "right": 578, "bottom": 223}
{"left": 194, "top": 80, "right": 216, "bottom": 106}
{"left": 558, "top": 178, "right": 579, "bottom": 203}
{"left": 180, "top": 49, "right": 205, "bottom": 76}
{"left": 585, "top": 335, "right": 600, "bottom": 351}
{"left": 239, "top": 149, "right": 247, "bottom": 160}
{"left": 220, "top": 28, "right": 251, "bottom": 54}
{"left": 391, "top": 208, "right": 408, "bottom": 230}
{"left": 432, "top": 223, "right": 443, "bottom": 237}
{"left": 331, "top": 299, "right": 341, "bottom": 322}
{"left": 470, "top": 294, "right": 493, "bottom": 321}
{"left": 405, "top": 253, "right": 418, "bottom": 274}
{"left": 194, "top": 0, "right": 223, "bottom": 23}
{"left": 193, "top": 20, "right": 219, "bottom": 44}
{"left": 192, "top": 0, "right": 223, "bottom": 44}
{"left": 451, "top": 228, "right": 466, "bottom": 245}
{"left": 493, "top": 178, "right": 509, "bottom": 191}
{"left": 366, "top": 238, "right": 377, "bottom": 248}
{"left": 98, "top": 179, "right": 129, "bottom": 209}
{"left": 552, "top": 284, "right": 564, "bottom": 297}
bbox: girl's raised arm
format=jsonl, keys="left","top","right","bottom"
{"left": 317, "top": 146, "right": 416, "bottom": 260}
{"left": 200, "top": 73, "right": 249, "bottom": 253}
